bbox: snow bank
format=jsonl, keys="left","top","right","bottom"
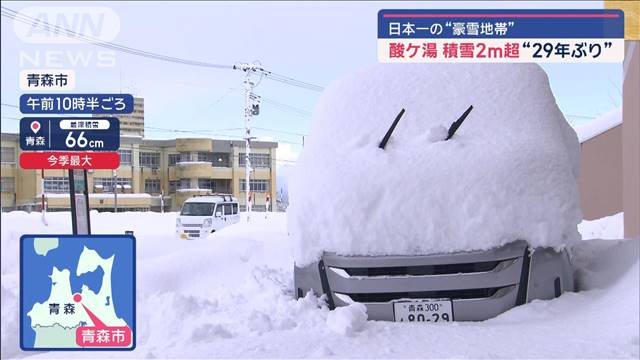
{"left": 289, "top": 63, "right": 582, "bottom": 266}
{"left": 326, "top": 302, "right": 368, "bottom": 336}
{"left": 1, "top": 212, "right": 637, "bottom": 358}
{"left": 578, "top": 212, "right": 624, "bottom": 240}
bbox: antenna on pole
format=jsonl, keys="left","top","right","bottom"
{"left": 233, "top": 61, "right": 263, "bottom": 223}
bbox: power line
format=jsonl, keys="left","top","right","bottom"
{"left": 1, "top": 7, "right": 232, "bottom": 70}
{"left": 0, "top": 102, "right": 306, "bottom": 144}
{"left": 144, "top": 126, "right": 244, "bottom": 136}
{"left": 1, "top": 6, "right": 324, "bottom": 91}
{"left": 565, "top": 114, "right": 596, "bottom": 119}
{"left": 253, "top": 127, "right": 307, "bottom": 137}
{"left": 259, "top": 97, "right": 312, "bottom": 118}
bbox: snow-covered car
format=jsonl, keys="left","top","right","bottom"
{"left": 176, "top": 194, "right": 240, "bottom": 239}
{"left": 291, "top": 63, "right": 581, "bottom": 322}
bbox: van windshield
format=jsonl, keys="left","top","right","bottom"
{"left": 180, "top": 202, "right": 215, "bottom": 216}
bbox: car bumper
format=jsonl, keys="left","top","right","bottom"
{"left": 176, "top": 225, "right": 212, "bottom": 239}
{"left": 294, "top": 240, "right": 574, "bottom": 321}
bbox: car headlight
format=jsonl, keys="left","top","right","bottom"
{"left": 176, "top": 218, "right": 181, "bottom": 227}
{"left": 203, "top": 218, "right": 212, "bottom": 227}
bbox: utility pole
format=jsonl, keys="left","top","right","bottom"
{"left": 233, "top": 61, "right": 263, "bottom": 223}
{"left": 40, "top": 169, "right": 47, "bottom": 226}
{"left": 113, "top": 169, "right": 118, "bottom": 213}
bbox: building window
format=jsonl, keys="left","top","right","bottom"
{"left": 1, "top": 147, "right": 15, "bottom": 164}
{"left": 169, "top": 180, "right": 180, "bottom": 193}
{"left": 197, "top": 152, "right": 212, "bottom": 162}
{"left": 239, "top": 179, "right": 269, "bottom": 192}
{"left": 1, "top": 177, "right": 15, "bottom": 192}
{"left": 180, "top": 152, "right": 191, "bottom": 162}
{"left": 118, "top": 149, "right": 132, "bottom": 166}
{"left": 145, "top": 179, "right": 161, "bottom": 194}
{"left": 198, "top": 178, "right": 213, "bottom": 190}
{"left": 168, "top": 154, "right": 180, "bottom": 166}
{"left": 94, "top": 177, "right": 132, "bottom": 192}
{"left": 212, "top": 153, "right": 230, "bottom": 167}
{"left": 238, "top": 153, "right": 270, "bottom": 168}
{"left": 44, "top": 177, "right": 69, "bottom": 193}
{"left": 139, "top": 152, "right": 160, "bottom": 168}
{"left": 180, "top": 178, "right": 191, "bottom": 190}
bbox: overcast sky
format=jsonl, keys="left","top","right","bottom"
{"left": 0, "top": 1, "right": 621, "bottom": 162}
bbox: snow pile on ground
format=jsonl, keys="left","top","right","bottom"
{"left": 578, "top": 212, "right": 624, "bottom": 240}
{"left": 1, "top": 211, "right": 637, "bottom": 358}
{"left": 326, "top": 302, "right": 368, "bottom": 336}
{"left": 289, "top": 63, "right": 581, "bottom": 266}
{"left": 574, "top": 106, "right": 622, "bottom": 143}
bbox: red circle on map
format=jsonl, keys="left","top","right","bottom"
{"left": 73, "top": 293, "right": 82, "bottom": 302}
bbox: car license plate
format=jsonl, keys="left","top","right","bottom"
{"left": 393, "top": 299, "right": 453, "bottom": 322}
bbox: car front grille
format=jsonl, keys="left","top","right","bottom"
{"left": 320, "top": 240, "right": 529, "bottom": 307}
{"left": 182, "top": 223, "right": 202, "bottom": 228}
{"left": 342, "top": 259, "right": 503, "bottom": 277}
{"left": 340, "top": 286, "right": 511, "bottom": 302}
{"left": 184, "top": 229, "right": 201, "bottom": 237}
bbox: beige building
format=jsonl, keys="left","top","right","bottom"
{"left": 2, "top": 95, "right": 278, "bottom": 212}
{"left": 578, "top": 41, "right": 640, "bottom": 239}
{"left": 1, "top": 133, "right": 278, "bottom": 212}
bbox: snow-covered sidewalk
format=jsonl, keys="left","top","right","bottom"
{"left": 1, "top": 211, "right": 638, "bottom": 358}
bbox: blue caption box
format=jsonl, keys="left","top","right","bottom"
{"left": 20, "top": 94, "right": 134, "bottom": 114}
{"left": 19, "top": 117, "right": 120, "bottom": 151}
{"left": 378, "top": 9, "right": 624, "bottom": 39}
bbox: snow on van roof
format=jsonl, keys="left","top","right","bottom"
{"left": 574, "top": 107, "right": 622, "bottom": 143}
{"left": 288, "top": 63, "right": 582, "bottom": 266}
{"left": 184, "top": 194, "right": 236, "bottom": 202}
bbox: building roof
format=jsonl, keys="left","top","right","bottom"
{"left": 574, "top": 107, "right": 622, "bottom": 143}
{"left": 1, "top": 132, "right": 278, "bottom": 149}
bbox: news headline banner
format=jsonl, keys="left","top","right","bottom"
{"left": 377, "top": 9, "right": 624, "bottom": 63}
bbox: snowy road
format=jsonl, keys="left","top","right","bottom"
{"left": 1, "top": 211, "right": 638, "bottom": 358}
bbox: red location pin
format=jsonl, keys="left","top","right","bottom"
{"left": 30, "top": 120, "right": 41, "bottom": 134}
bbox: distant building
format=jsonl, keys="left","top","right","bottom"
{"left": 94, "top": 97, "right": 145, "bottom": 137}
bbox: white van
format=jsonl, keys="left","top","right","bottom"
{"left": 176, "top": 194, "right": 240, "bottom": 239}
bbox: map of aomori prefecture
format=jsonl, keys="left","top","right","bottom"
{"left": 20, "top": 235, "right": 135, "bottom": 350}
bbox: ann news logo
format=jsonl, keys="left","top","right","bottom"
{"left": 11, "top": 7, "right": 120, "bottom": 68}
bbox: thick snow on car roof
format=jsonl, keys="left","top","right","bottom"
{"left": 288, "top": 63, "right": 582, "bottom": 266}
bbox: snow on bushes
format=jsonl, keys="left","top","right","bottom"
{"left": 289, "top": 63, "right": 582, "bottom": 266}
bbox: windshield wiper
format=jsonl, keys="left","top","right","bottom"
{"left": 445, "top": 105, "right": 473, "bottom": 141}
{"left": 379, "top": 108, "right": 406, "bottom": 150}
